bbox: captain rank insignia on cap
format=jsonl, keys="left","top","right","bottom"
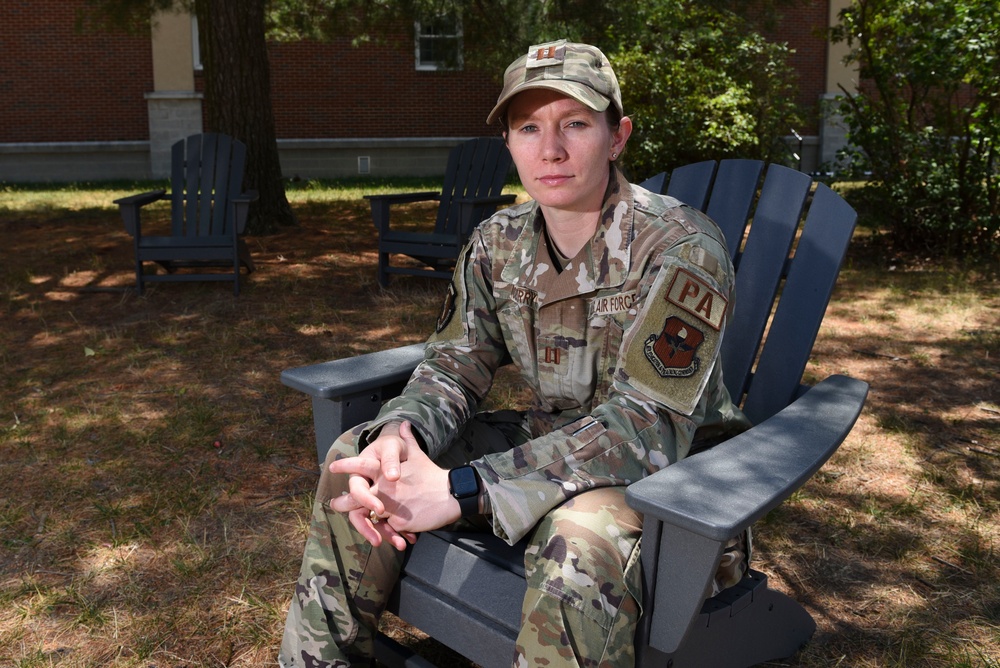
{"left": 527, "top": 42, "right": 566, "bottom": 68}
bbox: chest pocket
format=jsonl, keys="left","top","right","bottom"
{"left": 535, "top": 297, "right": 592, "bottom": 410}
{"left": 497, "top": 289, "right": 626, "bottom": 412}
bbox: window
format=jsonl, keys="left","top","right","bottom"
{"left": 415, "top": 15, "right": 463, "bottom": 71}
{"left": 191, "top": 15, "right": 203, "bottom": 71}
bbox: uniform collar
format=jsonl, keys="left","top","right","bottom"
{"left": 501, "top": 166, "right": 634, "bottom": 300}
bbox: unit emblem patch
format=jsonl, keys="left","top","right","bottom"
{"left": 620, "top": 259, "right": 726, "bottom": 416}
{"left": 643, "top": 316, "right": 704, "bottom": 378}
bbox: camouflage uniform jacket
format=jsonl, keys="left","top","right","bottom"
{"left": 364, "top": 167, "right": 751, "bottom": 544}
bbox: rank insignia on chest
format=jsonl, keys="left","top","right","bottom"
{"left": 643, "top": 316, "right": 704, "bottom": 378}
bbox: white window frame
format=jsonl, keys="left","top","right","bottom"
{"left": 414, "top": 15, "right": 463, "bottom": 71}
{"left": 191, "top": 15, "right": 203, "bottom": 72}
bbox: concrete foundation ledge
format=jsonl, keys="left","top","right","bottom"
{"left": 0, "top": 136, "right": 507, "bottom": 183}
{"left": 276, "top": 136, "right": 494, "bottom": 179}
{"left": 0, "top": 141, "right": 151, "bottom": 183}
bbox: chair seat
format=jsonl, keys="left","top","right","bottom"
{"left": 138, "top": 235, "right": 234, "bottom": 249}
{"left": 387, "top": 531, "right": 524, "bottom": 668}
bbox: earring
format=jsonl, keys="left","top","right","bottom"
{"left": 612, "top": 152, "right": 618, "bottom": 159}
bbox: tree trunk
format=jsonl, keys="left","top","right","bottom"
{"left": 196, "top": 0, "right": 296, "bottom": 234}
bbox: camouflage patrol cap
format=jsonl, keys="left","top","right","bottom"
{"left": 487, "top": 39, "right": 623, "bottom": 126}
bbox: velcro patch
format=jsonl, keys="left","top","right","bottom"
{"left": 430, "top": 246, "right": 472, "bottom": 343}
{"left": 621, "top": 263, "right": 724, "bottom": 416}
{"left": 589, "top": 290, "right": 638, "bottom": 318}
{"left": 435, "top": 282, "right": 458, "bottom": 333}
{"left": 665, "top": 268, "right": 727, "bottom": 331}
{"left": 527, "top": 42, "right": 566, "bottom": 68}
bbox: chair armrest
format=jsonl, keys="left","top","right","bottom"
{"left": 627, "top": 374, "right": 867, "bottom": 655}
{"left": 113, "top": 189, "right": 167, "bottom": 208}
{"left": 114, "top": 189, "right": 167, "bottom": 237}
{"left": 281, "top": 344, "right": 426, "bottom": 462}
{"left": 281, "top": 344, "right": 425, "bottom": 400}
{"left": 364, "top": 192, "right": 440, "bottom": 205}
{"left": 625, "top": 374, "right": 869, "bottom": 541}
{"left": 232, "top": 190, "right": 259, "bottom": 204}
{"left": 452, "top": 194, "right": 517, "bottom": 207}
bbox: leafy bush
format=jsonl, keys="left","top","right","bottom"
{"left": 612, "top": 3, "right": 802, "bottom": 181}
{"left": 832, "top": 0, "right": 1000, "bottom": 259}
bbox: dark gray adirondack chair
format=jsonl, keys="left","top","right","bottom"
{"left": 115, "top": 133, "right": 258, "bottom": 296}
{"left": 281, "top": 160, "right": 870, "bottom": 668}
{"left": 367, "top": 137, "right": 516, "bottom": 287}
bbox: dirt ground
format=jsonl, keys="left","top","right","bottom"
{"left": 1, "top": 191, "right": 998, "bottom": 667}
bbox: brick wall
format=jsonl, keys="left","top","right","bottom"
{"left": 264, "top": 29, "right": 500, "bottom": 139}
{"left": 0, "top": 0, "right": 152, "bottom": 143}
{"left": 772, "top": 0, "right": 831, "bottom": 136}
{"left": 0, "top": 1, "right": 830, "bottom": 145}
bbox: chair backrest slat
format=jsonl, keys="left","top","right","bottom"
{"left": 198, "top": 133, "right": 221, "bottom": 235}
{"left": 637, "top": 172, "right": 666, "bottom": 195}
{"left": 741, "top": 183, "right": 858, "bottom": 421}
{"left": 170, "top": 138, "right": 187, "bottom": 235}
{"left": 168, "top": 133, "right": 248, "bottom": 237}
{"left": 704, "top": 159, "right": 765, "bottom": 261}
{"left": 183, "top": 133, "right": 204, "bottom": 236}
{"left": 664, "top": 160, "right": 717, "bottom": 209}
{"left": 720, "top": 165, "right": 813, "bottom": 407}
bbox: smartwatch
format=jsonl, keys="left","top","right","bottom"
{"left": 448, "top": 465, "right": 481, "bottom": 517}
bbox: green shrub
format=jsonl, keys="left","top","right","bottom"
{"left": 832, "top": 0, "right": 1000, "bottom": 259}
{"left": 613, "top": 3, "right": 802, "bottom": 180}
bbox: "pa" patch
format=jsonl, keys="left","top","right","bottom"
{"left": 664, "top": 268, "right": 727, "bottom": 331}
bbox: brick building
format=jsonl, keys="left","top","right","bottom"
{"left": 0, "top": 0, "right": 854, "bottom": 182}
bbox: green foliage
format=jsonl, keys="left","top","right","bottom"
{"left": 831, "top": 0, "right": 1000, "bottom": 259}
{"left": 77, "top": 0, "right": 190, "bottom": 33}
{"left": 80, "top": 0, "right": 805, "bottom": 225}
{"left": 610, "top": 2, "right": 803, "bottom": 180}
{"left": 296, "top": 0, "right": 805, "bottom": 181}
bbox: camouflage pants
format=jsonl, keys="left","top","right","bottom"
{"left": 278, "top": 412, "right": 645, "bottom": 667}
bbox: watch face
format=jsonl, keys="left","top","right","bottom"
{"left": 449, "top": 466, "right": 479, "bottom": 498}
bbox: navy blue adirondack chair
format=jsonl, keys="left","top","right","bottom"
{"left": 281, "top": 160, "right": 869, "bottom": 668}
{"left": 367, "top": 137, "right": 516, "bottom": 287}
{"left": 115, "top": 133, "right": 258, "bottom": 296}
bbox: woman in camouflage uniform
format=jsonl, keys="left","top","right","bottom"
{"left": 280, "top": 39, "right": 751, "bottom": 667}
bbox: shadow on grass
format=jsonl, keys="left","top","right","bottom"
{"left": 0, "top": 194, "right": 997, "bottom": 667}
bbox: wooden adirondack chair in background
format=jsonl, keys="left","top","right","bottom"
{"left": 367, "top": 137, "right": 516, "bottom": 287}
{"left": 281, "top": 160, "right": 869, "bottom": 668}
{"left": 115, "top": 133, "right": 258, "bottom": 296}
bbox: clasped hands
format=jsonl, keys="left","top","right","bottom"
{"left": 329, "top": 420, "right": 462, "bottom": 551}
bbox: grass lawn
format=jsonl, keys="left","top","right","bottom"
{"left": 1, "top": 179, "right": 998, "bottom": 667}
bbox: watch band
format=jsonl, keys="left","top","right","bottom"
{"left": 456, "top": 491, "right": 479, "bottom": 517}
